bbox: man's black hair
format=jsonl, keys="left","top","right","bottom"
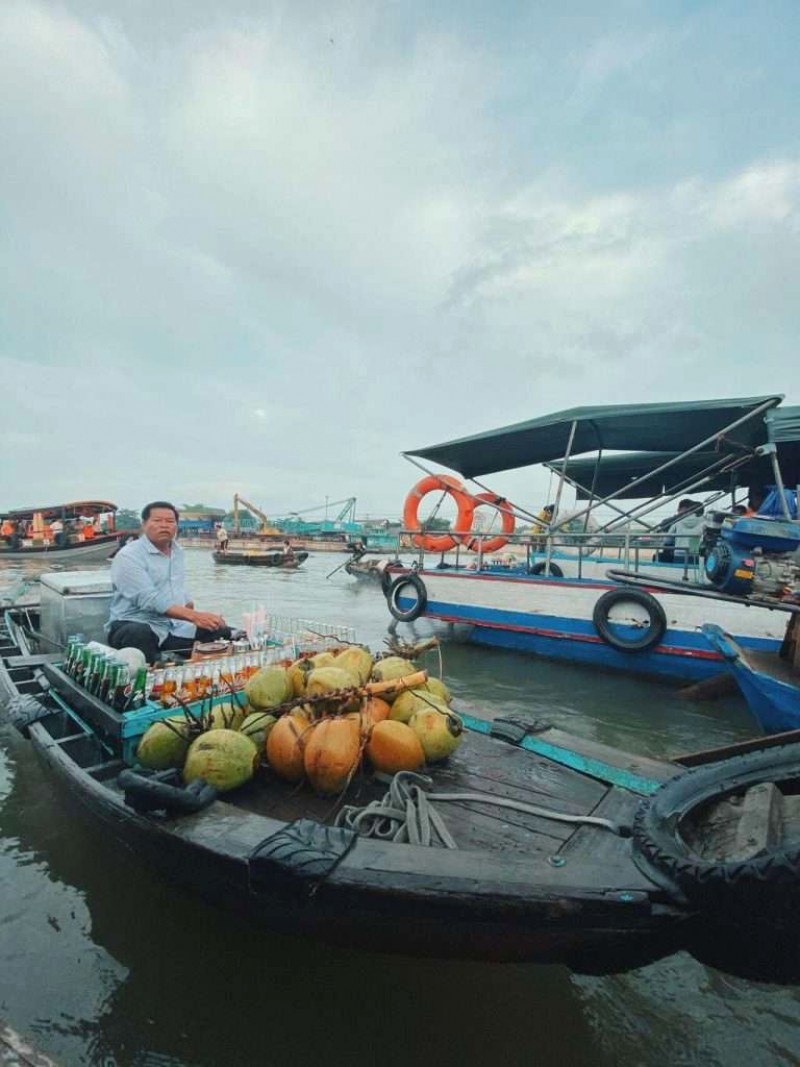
{"left": 141, "top": 501, "right": 180, "bottom": 522}
{"left": 677, "top": 498, "right": 695, "bottom": 511}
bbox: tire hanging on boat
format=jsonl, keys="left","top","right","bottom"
{"left": 530, "top": 561, "right": 564, "bottom": 578}
{"left": 632, "top": 743, "right": 800, "bottom": 909}
{"left": 403, "top": 476, "right": 475, "bottom": 552}
{"left": 386, "top": 574, "right": 428, "bottom": 622}
{"left": 462, "top": 492, "right": 517, "bottom": 553}
{"left": 592, "top": 588, "right": 666, "bottom": 653}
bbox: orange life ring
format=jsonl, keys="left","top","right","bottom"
{"left": 463, "top": 493, "right": 516, "bottom": 553}
{"left": 403, "top": 475, "right": 476, "bottom": 552}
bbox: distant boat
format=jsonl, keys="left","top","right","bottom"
{"left": 0, "top": 500, "right": 121, "bottom": 564}
{"left": 702, "top": 621, "right": 800, "bottom": 733}
{"left": 212, "top": 548, "right": 308, "bottom": 569}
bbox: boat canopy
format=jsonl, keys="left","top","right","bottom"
{"left": 3, "top": 500, "right": 118, "bottom": 521}
{"left": 557, "top": 405, "right": 800, "bottom": 500}
{"left": 405, "top": 396, "right": 783, "bottom": 478}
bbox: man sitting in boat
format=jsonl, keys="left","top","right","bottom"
{"left": 108, "top": 501, "right": 231, "bottom": 664}
{"left": 665, "top": 499, "right": 705, "bottom": 564}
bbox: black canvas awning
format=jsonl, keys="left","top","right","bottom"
{"left": 405, "top": 396, "right": 783, "bottom": 479}
{"left": 555, "top": 406, "right": 800, "bottom": 500}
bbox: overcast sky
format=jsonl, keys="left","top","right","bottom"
{"left": 2, "top": 1, "right": 798, "bottom": 521}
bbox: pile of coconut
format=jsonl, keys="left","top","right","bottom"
{"left": 135, "top": 646, "right": 463, "bottom": 797}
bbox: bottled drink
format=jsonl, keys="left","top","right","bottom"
{"left": 64, "top": 634, "right": 85, "bottom": 676}
{"left": 98, "top": 659, "right": 118, "bottom": 704}
{"left": 88, "top": 653, "right": 107, "bottom": 696}
{"left": 128, "top": 666, "right": 149, "bottom": 711}
{"left": 112, "top": 664, "right": 131, "bottom": 712}
{"left": 179, "top": 665, "right": 197, "bottom": 703}
{"left": 160, "top": 667, "right": 177, "bottom": 706}
{"left": 194, "top": 665, "right": 212, "bottom": 700}
{"left": 150, "top": 669, "right": 165, "bottom": 702}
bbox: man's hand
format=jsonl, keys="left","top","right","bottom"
{"left": 191, "top": 610, "right": 227, "bottom": 631}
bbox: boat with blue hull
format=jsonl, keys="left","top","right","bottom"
{"left": 702, "top": 621, "right": 800, "bottom": 733}
{"left": 385, "top": 396, "right": 800, "bottom": 684}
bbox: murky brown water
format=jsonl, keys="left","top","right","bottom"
{"left": 1, "top": 551, "right": 798, "bottom": 1066}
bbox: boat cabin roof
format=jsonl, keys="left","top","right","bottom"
{"left": 405, "top": 395, "right": 783, "bottom": 478}
{"left": 2, "top": 500, "right": 118, "bottom": 521}
{"left": 556, "top": 405, "right": 800, "bottom": 500}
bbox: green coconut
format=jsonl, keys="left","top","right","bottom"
{"left": 287, "top": 657, "right": 314, "bottom": 697}
{"left": 309, "top": 651, "right": 337, "bottom": 669}
{"left": 422, "top": 677, "right": 452, "bottom": 705}
{"left": 244, "top": 666, "right": 292, "bottom": 711}
{"left": 183, "top": 729, "right": 260, "bottom": 793}
{"left": 239, "top": 711, "right": 277, "bottom": 751}
{"left": 206, "top": 701, "right": 246, "bottom": 731}
{"left": 389, "top": 691, "right": 449, "bottom": 724}
{"left": 370, "top": 656, "right": 420, "bottom": 702}
{"left": 409, "top": 708, "right": 463, "bottom": 762}
{"left": 136, "top": 716, "right": 193, "bottom": 770}
{"left": 305, "top": 665, "right": 360, "bottom": 713}
{"left": 333, "top": 645, "right": 374, "bottom": 685}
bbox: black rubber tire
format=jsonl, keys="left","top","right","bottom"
{"left": 633, "top": 744, "right": 800, "bottom": 909}
{"left": 380, "top": 568, "right": 395, "bottom": 597}
{"left": 387, "top": 574, "right": 427, "bottom": 622}
{"left": 592, "top": 588, "right": 666, "bottom": 653}
{"left": 118, "top": 769, "right": 218, "bottom": 815}
{"left": 530, "top": 561, "right": 564, "bottom": 578}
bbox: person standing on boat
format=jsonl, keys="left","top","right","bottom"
{"left": 107, "top": 501, "right": 231, "bottom": 664}
{"left": 216, "top": 523, "right": 229, "bottom": 553}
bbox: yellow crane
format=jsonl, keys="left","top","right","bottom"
{"left": 232, "top": 494, "right": 283, "bottom": 537}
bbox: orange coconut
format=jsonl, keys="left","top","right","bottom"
{"left": 365, "top": 720, "right": 425, "bottom": 774}
{"left": 266, "top": 714, "right": 308, "bottom": 782}
{"left": 303, "top": 717, "right": 362, "bottom": 795}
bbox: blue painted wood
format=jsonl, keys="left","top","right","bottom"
{"left": 459, "top": 712, "right": 663, "bottom": 795}
{"left": 702, "top": 624, "right": 800, "bottom": 733}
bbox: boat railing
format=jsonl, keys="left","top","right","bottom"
{"left": 396, "top": 528, "right": 705, "bottom": 583}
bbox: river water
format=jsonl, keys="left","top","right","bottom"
{"left": 1, "top": 551, "right": 799, "bottom": 1066}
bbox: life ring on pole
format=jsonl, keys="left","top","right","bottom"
{"left": 403, "top": 475, "right": 475, "bottom": 552}
{"left": 463, "top": 493, "right": 517, "bottom": 553}
{"left": 386, "top": 574, "right": 428, "bottom": 622}
{"left": 592, "top": 588, "right": 667, "bottom": 653}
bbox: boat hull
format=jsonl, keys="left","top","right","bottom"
{"left": 390, "top": 569, "right": 786, "bottom": 683}
{"left": 702, "top": 624, "right": 800, "bottom": 732}
{"left": 0, "top": 536, "right": 119, "bottom": 564}
{"left": 212, "top": 550, "right": 308, "bottom": 568}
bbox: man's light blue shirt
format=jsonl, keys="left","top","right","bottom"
{"left": 108, "top": 536, "right": 194, "bottom": 643}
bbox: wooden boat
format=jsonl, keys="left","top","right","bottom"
{"left": 344, "top": 555, "right": 405, "bottom": 589}
{"left": 702, "top": 620, "right": 800, "bottom": 733}
{"left": 0, "top": 500, "right": 121, "bottom": 564}
{"left": 2, "top": 609, "right": 800, "bottom": 982}
{"left": 212, "top": 548, "right": 308, "bottom": 569}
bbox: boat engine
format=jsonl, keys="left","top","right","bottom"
{"left": 704, "top": 517, "right": 800, "bottom": 598}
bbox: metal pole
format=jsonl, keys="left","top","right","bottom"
{"left": 545, "top": 419, "right": 578, "bottom": 573}
{"left": 552, "top": 396, "right": 781, "bottom": 531}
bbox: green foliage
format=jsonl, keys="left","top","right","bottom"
{"left": 116, "top": 508, "right": 141, "bottom": 530}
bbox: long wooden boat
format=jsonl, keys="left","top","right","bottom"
{"left": 212, "top": 549, "right": 309, "bottom": 569}
{"left": 0, "top": 500, "right": 120, "bottom": 564}
{"left": 2, "top": 608, "right": 800, "bottom": 981}
{"left": 702, "top": 622, "right": 800, "bottom": 733}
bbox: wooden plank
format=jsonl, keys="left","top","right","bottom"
{"left": 523, "top": 785, "right": 658, "bottom": 892}
{"left": 529, "top": 726, "right": 680, "bottom": 785}
{"left": 676, "top": 727, "right": 800, "bottom": 768}
{"left": 731, "top": 783, "right": 784, "bottom": 861}
{"left": 683, "top": 783, "right": 784, "bottom": 862}
{"left": 6, "top": 653, "right": 63, "bottom": 668}
{"left": 1, "top": 1019, "right": 59, "bottom": 1066}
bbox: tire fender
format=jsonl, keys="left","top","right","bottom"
{"left": 386, "top": 574, "right": 428, "bottom": 622}
{"left": 592, "top": 588, "right": 666, "bottom": 653}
